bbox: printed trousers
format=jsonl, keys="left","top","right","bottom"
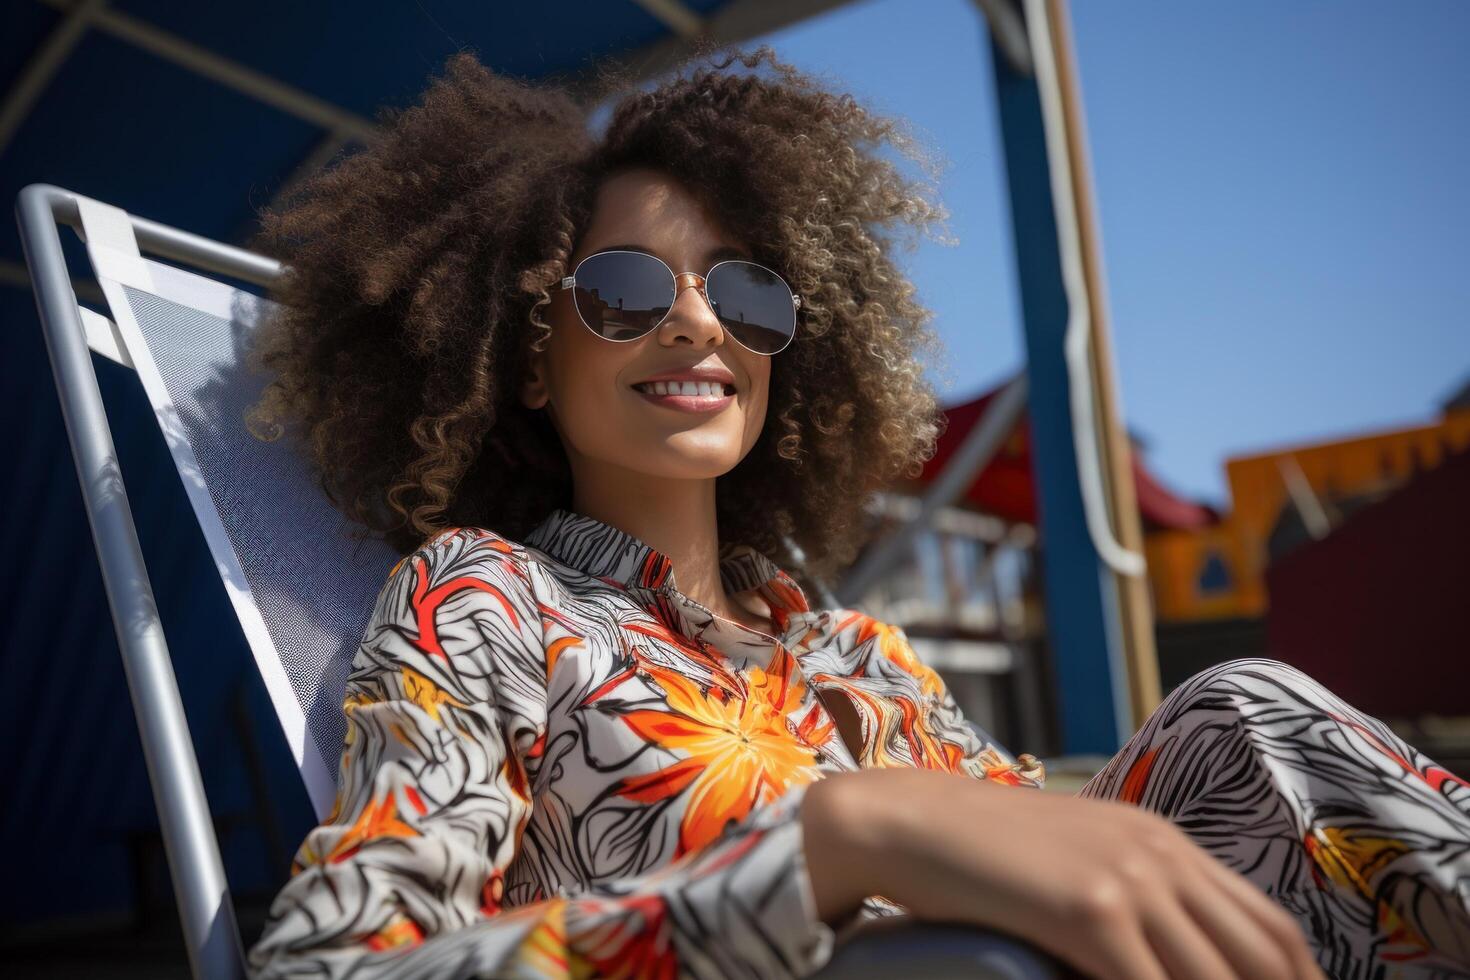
{"left": 1075, "top": 658, "right": 1470, "bottom": 979}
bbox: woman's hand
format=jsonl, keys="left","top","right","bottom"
{"left": 801, "top": 767, "right": 1326, "bottom": 980}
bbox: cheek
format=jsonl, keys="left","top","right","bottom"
{"left": 548, "top": 371, "right": 630, "bottom": 453}
{"left": 541, "top": 323, "right": 630, "bottom": 448}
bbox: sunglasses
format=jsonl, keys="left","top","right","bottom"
{"left": 558, "top": 249, "right": 801, "bottom": 355}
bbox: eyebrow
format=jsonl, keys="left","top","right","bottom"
{"left": 591, "top": 242, "right": 753, "bottom": 265}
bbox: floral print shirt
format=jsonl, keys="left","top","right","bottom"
{"left": 247, "top": 507, "right": 1045, "bottom": 979}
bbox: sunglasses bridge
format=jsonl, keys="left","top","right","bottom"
{"left": 673, "top": 270, "right": 710, "bottom": 305}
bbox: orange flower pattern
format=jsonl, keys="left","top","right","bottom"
{"left": 614, "top": 652, "right": 826, "bottom": 856}
{"left": 247, "top": 508, "right": 1042, "bottom": 978}
{"left": 247, "top": 508, "right": 1470, "bottom": 978}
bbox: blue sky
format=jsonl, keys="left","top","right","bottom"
{"left": 741, "top": 0, "right": 1470, "bottom": 506}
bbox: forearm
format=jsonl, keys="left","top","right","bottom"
{"left": 801, "top": 768, "right": 999, "bottom": 927}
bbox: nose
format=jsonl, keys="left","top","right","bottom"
{"left": 658, "top": 271, "right": 725, "bottom": 348}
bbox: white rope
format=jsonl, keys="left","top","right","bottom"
{"left": 1024, "top": 0, "right": 1146, "bottom": 577}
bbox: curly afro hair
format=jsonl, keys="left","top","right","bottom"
{"left": 244, "top": 41, "right": 957, "bottom": 586}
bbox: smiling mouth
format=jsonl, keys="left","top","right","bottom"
{"left": 631, "top": 381, "right": 736, "bottom": 397}
{"left": 630, "top": 382, "right": 736, "bottom": 414}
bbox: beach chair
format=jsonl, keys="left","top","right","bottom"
{"left": 15, "top": 183, "right": 1066, "bottom": 980}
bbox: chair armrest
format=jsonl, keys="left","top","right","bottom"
{"left": 810, "top": 915, "right": 1076, "bottom": 979}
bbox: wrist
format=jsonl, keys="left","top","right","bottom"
{"left": 800, "top": 770, "right": 936, "bottom": 918}
{"left": 805, "top": 768, "right": 1001, "bottom": 918}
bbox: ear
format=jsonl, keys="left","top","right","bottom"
{"left": 521, "top": 350, "right": 550, "bottom": 410}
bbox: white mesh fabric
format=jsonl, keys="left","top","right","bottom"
{"left": 97, "top": 257, "right": 400, "bottom": 819}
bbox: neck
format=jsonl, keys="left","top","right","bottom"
{"left": 570, "top": 465, "right": 738, "bottom": 620}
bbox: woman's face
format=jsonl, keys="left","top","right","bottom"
{"left": 523, "top": 167, "right": 772, "bottom": 484}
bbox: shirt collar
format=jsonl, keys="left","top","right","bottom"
{"left": 523, "top": 507, "right": 813, "bottom": 619}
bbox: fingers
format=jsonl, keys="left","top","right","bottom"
{"left": 1068, "top": 914, "right": 1171, "bottom": 980}
{"left": 1171, "top": 871, "right": 1296, "bottom": 979}
{"left": 1186, "top": 842, "right": 1328, "bottom": 980}
{"left": 1055, "top": 877, "right": 1173, "bottom": 980}
{"left": 1138, "top": 884, "right": 1238, "bottom": 980}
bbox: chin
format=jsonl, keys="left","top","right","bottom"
{"left": 618, "top": 441, "right": 743, "bottom": 480}
{"left": 642, "top": 456, "right": 743, "bottom": 481}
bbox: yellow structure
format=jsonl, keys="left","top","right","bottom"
{"left": 1146, "top": 407, "right": 1470, "bottom": 623}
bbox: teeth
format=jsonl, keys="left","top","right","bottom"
{"left": 635, "top": 380, "right": 732, "bottom": 396}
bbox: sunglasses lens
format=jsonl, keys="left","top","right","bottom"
{"left": 705, "top": 261, "right": 798, "bottom": 354}
{"left": 570, "top": 251, "right": 673, "bottom": 341}
{"left": 570, "top": 252, "right": 798, "bottom": 353}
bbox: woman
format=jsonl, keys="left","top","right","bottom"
{"left": 242, "top": 45, "right": 1470, "bottom": 979}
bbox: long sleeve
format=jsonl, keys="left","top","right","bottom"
{"left": 248, "top": 528, "right": 839, "bottom": 980}
{"left": 874, "top": 617, "right": 1046, "bottom": 788}
{"left": 816, "top": 610, "right": 1046, "bottom": 789}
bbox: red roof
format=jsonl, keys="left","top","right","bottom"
{"left": 916, "top": 380, "right": 1215, "bottom": 531}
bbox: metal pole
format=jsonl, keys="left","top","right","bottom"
{"left": 1030, "top": 0, "right": 1161, "bottom": 728}
{"left": 47, "top": 190, "right": 283, "bottom": 287}
{"left": 984, "top": 3, "right": 1133, "bottom": 754}
{"left": 16, "top": 183, "right": 247, "bottom": 980}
